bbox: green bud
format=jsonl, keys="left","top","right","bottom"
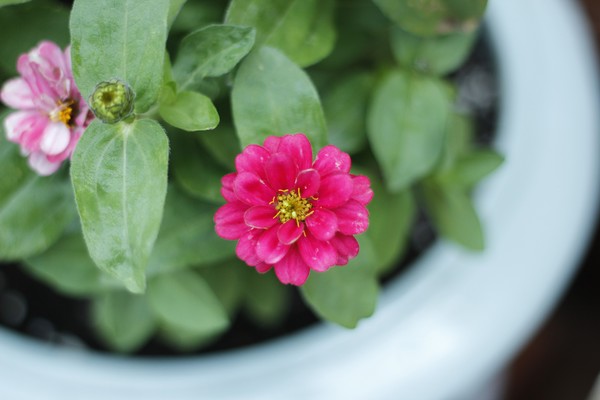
{"left": 89, "top": 80, "right": 135, "bottom": 124}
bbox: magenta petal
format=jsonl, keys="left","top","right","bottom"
{"left": 221, "top": 173, "right": 237, "bottom": 202}
{"left": 330, "top": 234, "right": 359, "bottom": 265}
{"left": 297, "top": 233, "right": 338, "bottom": 272}
{"left": 245, "top": 206, "right": 277, "bottom": 229}
{"left": 1, "top": 78, "right": 35, "bottom": 109}
{"left": 278, "top": 134, "right": 313, "bottom": 170}
{"left": 263, "top": 135, "right": 282, "bottom": 153}
{"left": 255, "top": 262, "right": 272, "bottom": 273}
{"left": 277, "top": 220, "right": 304, "bottom": 245}
{"left": 295, "top": 169, "right": 320, "bottom": 198}
{"left": 305, "top": 208, "right": 338, "bottom": 241}
{"left": 313, "top": 145, "right": 351, "bottom": 176}
{"left": 334, "top": 200, "right": 370, "bottom": 235}
{"left": 352, "top": 175, "right": 374, "bottom": 205}
{"left": 256, "top": 226, "right": 290, "bottom": 264}
{"left": 315, "top": 173, "right": 353, "bottom": 208}
{"left": 236, "top": 230, "right": 261, "bottom": 266}
{"left": 234, "top": 172, "right": 276, "bottom": 206}
{"left": 214, "top": 202, "right": 249, "bottom": 240}
{"left": 28, "top": 152, "right": 61, "bottom": 176}
{"left": 266, "top": 152, "right": 298, "bottom": 190}
{"left": 4, "top": 111, "right": 46, "bottom": 143}
{"left": 274, "top": 247, "right": 310, "bottom": 285}
{"left": 235, "top": 144, "right": 270, "bottom": 180}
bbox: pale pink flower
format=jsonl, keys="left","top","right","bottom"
{"left": 1, "top": 41, "right": 93, "bottom": 175}
{"left": 214, "top": 133, "right": 373, "bottom": 286}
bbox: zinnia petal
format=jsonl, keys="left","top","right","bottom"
{"left": 236, "top": 230, "right": 262, "bottom": 266}
{"left": 330, "top": 234, "right": 359, "bottom": 265}
{"left": 297, "top": 232, "right": 338, "bottom": 272}
{"left": 352, "top": 175, "right": 374, "bottom": 205}
{"left": 266, "top": 152, "right": 298, "bottom": 190}
{"left": 334, "top": 200, "right": 370, "bottom": 235}
{"left": 315, "top": 173, "right": 354, "bottom": 208}
{"left": 234, "top": 171, "right": 276, "bottom": 206}
{"left": 263, "top": 135, "right": 282, "bottom": 152}
{"left": 39, "top": 122, "right": 70, "bottom": 156}
{"left": 277, "top": 133, "right": 312, "bottom": 170}
{"left": 256, "top": 226, "right": 290, "bottom": 264}
{"left": 235, "top": 144, "right": 270, "bottom": 181}
{"left": 221, "top": 173, "right": 237, "bottom": 202}
{"left": 4, "top": 111, "right": 46, "bottom": 143}
{"left": 245, "top": 206, "right": 277, "bottom": 229}
{"left": 294, "top": 169, "right": 320, "bottom": 199}
{"left": 305, "top": 208, "right": 338, "bottom": 241}
{"left": 1, "top": 78, "right": 35, "bottom": 109}
{"left": 28, "top": 152, "right": 61, "bottom": 176}
{"left": 214, "top": 202, "right": 249, "bottom": 240}
{"left": 274, "top": 247, "right": 310, "bottom": 285}
{"left": 313, "top": 145, "right": 351, "bottom": 176}
{"left": 277, "top": 220, "right": 304, "bottom": 245}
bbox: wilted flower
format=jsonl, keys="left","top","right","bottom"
{"left": 214, "top": 133, "right": 373, "bottom": 285}
{"left": 1, "top": 41, "right": 93, "bottom": 175}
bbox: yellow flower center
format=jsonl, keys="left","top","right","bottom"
{"left": 50, "top": 99, "right": 74, "bottom": 126}
{"left": 273, "top": 189, "right": 313, "bottom": 226}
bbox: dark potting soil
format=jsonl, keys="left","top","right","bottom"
{"left": 0, "top": 33, "right": 499, "bottom": 357}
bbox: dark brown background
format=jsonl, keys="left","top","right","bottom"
{"left": 504, "top": 1, "right": 600, "bottom": 399}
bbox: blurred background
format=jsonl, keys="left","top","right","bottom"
{"left": 503, "top": 2, "right": 600, "bottom": 398}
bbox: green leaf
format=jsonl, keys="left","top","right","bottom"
{"left": 70, "top": 0, "right": 170, "bottom": 112}
{"left": 225, "top": 0, "right": 336, "bottom": 67}
{"left": 438, "top": 112, "right": 474, "bottom": 171}
{"left": 0, "top": 0, "right": 29, "bottom": 7}
{"left": 159, "top": 89, "right": 219, "bottom": 131}
{"left": 367, "top": 70, "right": 450, "bottom": 191}
{"left": 170, "top": 132, "right": 229, "bottom": 204}
{"left": 242, "top": 268, "right": 290, "bottom": 327}
{"left": 359, "top": 167, "right": 416, "bottom": 275}
{"left": 301, "top": 240, "right": 379, "bottom": 328}
{"left": 146, "top": 186, "right": 235, "bottom": 277}
{"left": 197, "top": 122, "right": 240, "bottom": 170}
{"left": 372, "top": 0, "right": 487, "bottom": 37}
{"left": 167, "top": 0, "right": 187, "bottom": 28}
{"left": 0, "top": 2, "right": 70, "bottom": 75}
{"left": 391, "top": 26, "right": 477, "bottom": 76}
{"left": 200, "top": 260, "right": 244, "bottom": 316}
{"left": 448, "top": 150, "right": 504, "bottom": 189}
{"left": 147, "top": 270, "right": 229, "bottom": 335}
{"left": 24, "top": 230, "right": 120, "bottom": 297}
{"left": 422, "top": 179, "right": 484, "bottom": 250}
{"left": 71, "top": 119, "right": 169, "bottom": 293}
{"left": 92, "top": 290, "right": 156, "bottom": 352}
{"left": 170, "top": 0, "right": 226, "bottom": 34}
{"left": 159, "top": 323, "right": 218, "bottom": 351}
{"left": 232, "top": 46, "right": 328, "bottom": 149}
{"left": 173, "top": 24, "right": 256, "bottom": 90}
{"left": 323, "top": 72, "right": 374, "bottom": 154}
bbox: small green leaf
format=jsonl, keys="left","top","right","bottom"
{"left": 448, "top": 150, "right": 504, "bottom": 188}
{"left": 159, "top": 90, "right": 219, "bottom": 131}
{"left": 171, "top": 0, "right": 226, "bottom": 34}
{"left": 92, "top": 290, "right": 156, "bottom": 353}
{"left": 242, "top": 268, "right": 290, "bottom": 327}
{"left": 372, "top": 0, "right": 487, "bottom": 37}
{"left": 0, "top": 2, "right": 70, "bottom": 75}
{"left": 170, "top": 133, "right": 229, "bottom": 204}
{"left": 225, "top": 0, "right": 336, "bottom": 67}
{"left": 173, "top": 24, "right": 255, "bottom": 90}
{"left": 159, "top": 323, "right": 219, "bottom": 351}
{"left": 367, "top": 70, "right": 450, "bottom": 191}
{"left": 71, "top": 119, "right": 169, "bottom": 293}
{"left": 391, "top": 27, "right": 477, "bottom": 76}
{"left": 70, "top": 0, "right": 170, "bottom": 112}
{"left": 232, "top": 46, "right": 328, "bottom": 149}
{"left": 147, "top": 270, "right": 229, "bottom": 335}
{"left": 201, "top": 260, "right": 244, "bottom": 316}
{"left": 301, "top": 241, "right": 379, "bottom": 328}
{"left": 438, "top": 112, "right": 474, "bottom": 171}
{"left": 24, "top": 230, "right": 120, "bottom": 297}
{"left": 422, "top": 179, "right": 484, "bottom": 250}
{"left": 167, "top": 0, "right": 187, "bottom": 28}
{"left": 146, "top": 186, "right": 235, "bottom": 277}
{"left": 197, "top": 122, "right": 240, "bottom": 170}
{"left": 323, "top": 72, "right": 374, "bottom": 154}
{"left": 0, "top": 0, "right": 29, "bottom": 8}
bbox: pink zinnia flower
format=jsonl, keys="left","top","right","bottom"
{"left": 1, "top": 41, "right": 93, "bottom": 175}
{"left": 214, "top": 133, "right": 373, "bottom": 286}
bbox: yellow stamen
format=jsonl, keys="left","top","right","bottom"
{"left": 50, "top": 99, "right": 75, "bottom": 126}
{"left": 274, "top": 188, "right": 313, "bottom": 225}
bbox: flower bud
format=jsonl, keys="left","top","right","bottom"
{"left": 89, "top": 80, "right": 135, "bottom": 124}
